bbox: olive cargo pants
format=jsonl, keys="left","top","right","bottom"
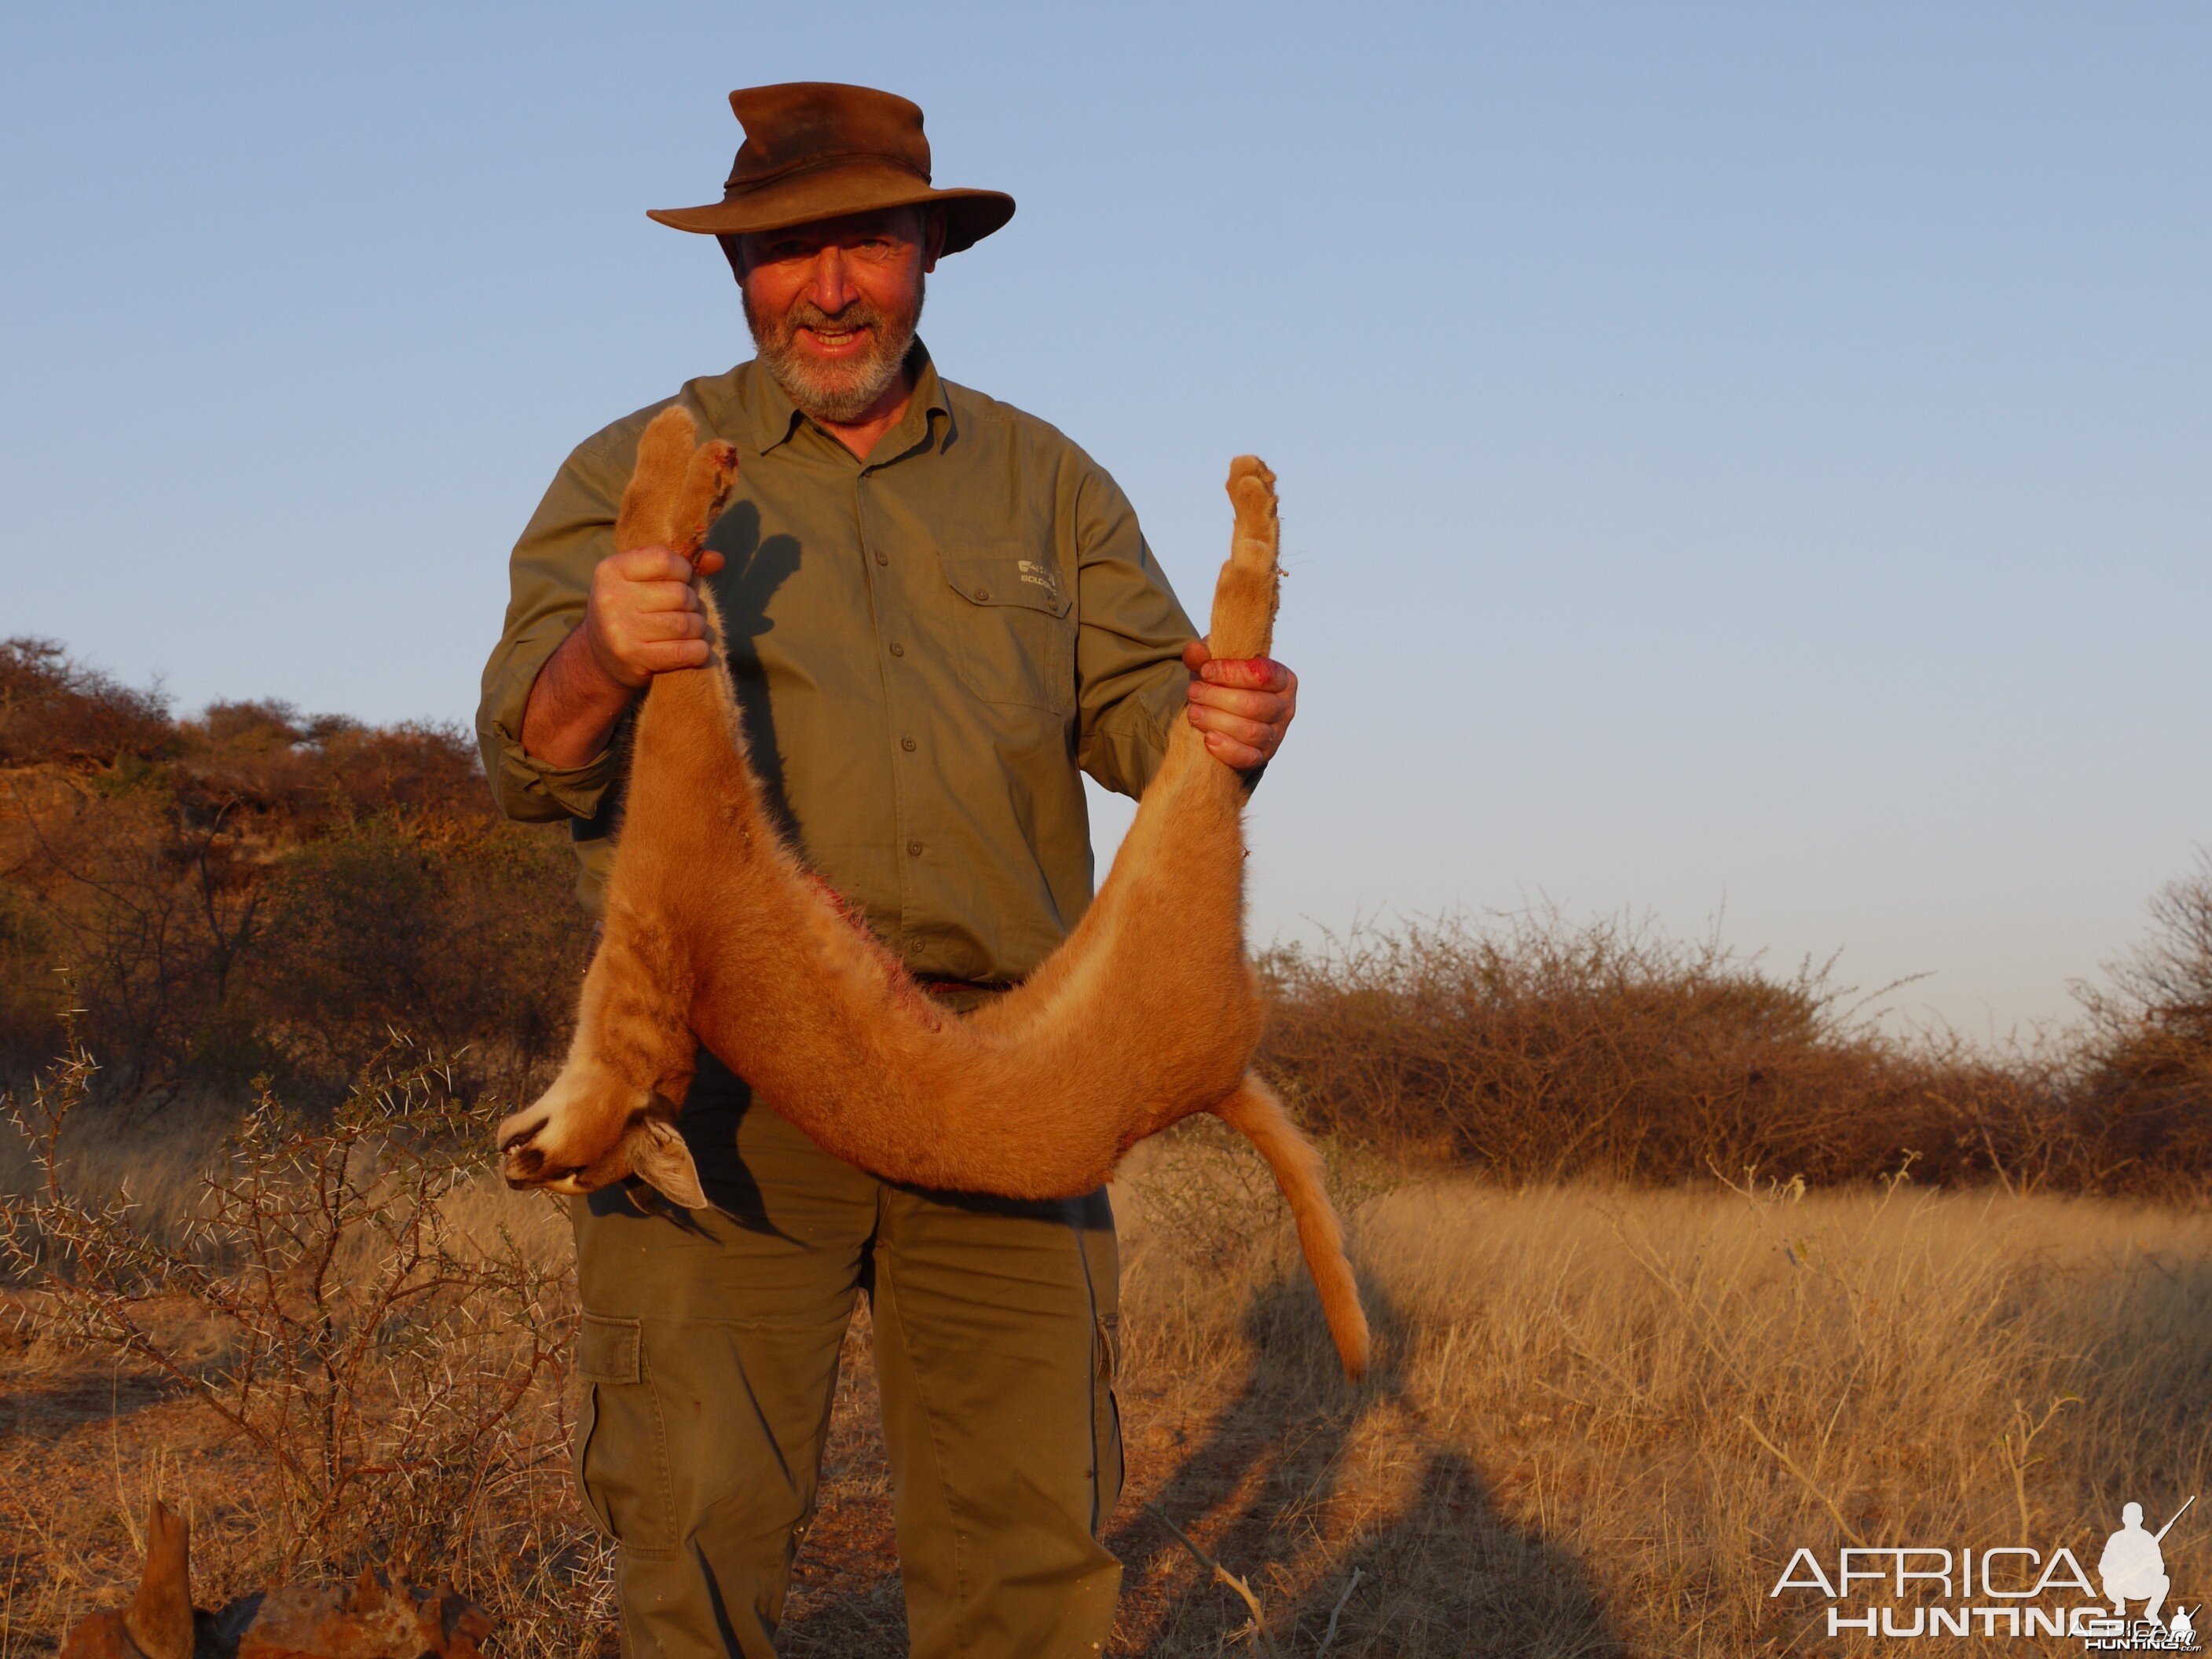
{"left": 570, "top": 1054, "right": 1126, "bottom": 1658}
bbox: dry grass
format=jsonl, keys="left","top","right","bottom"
{"left": 1109, "top": 1132, "right": 2211, "bottom": 1655}
{"left": 5, "top": 1106, "right": 2210, "bottom": 1657}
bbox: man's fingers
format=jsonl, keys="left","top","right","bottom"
{"left": 1185, "top": 651, "right": 1295, "bottom": 770}
{"left": 631, "top": 609, "right": 707, "bottom": 643}
{"left": 637, "top": 639, "right": 711, "bottom": 672}
{"left": 609, "top": 544, "right": 697, "bottom": 583}
{"left": 585, "top": 534, "right": 716, "bottom": 685}
{"left": 1185, "top": 703, "right": 1276, "bottom": 754}
{"left": 624, "top": 580, "right": 704, "bottom": 614}
{"left": 694, "top": 549, "right": 726, "bottom": 577}
{"left": 1199, "top": 729, "right": 1268, "bottom": 770}
{"left": 1196, "top": 655, "right": 1292, "bottom": 693}
{"left": 1186, "top": 682, "right": 1288, "bottom": 723}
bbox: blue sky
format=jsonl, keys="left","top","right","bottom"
{"left": 4, "top": 2, "right": 2207, "bottom": 1033}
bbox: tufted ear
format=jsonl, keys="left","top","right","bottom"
{"left": 121, "top": 1500, "right": 195, "bottom": 1659}
{"left": 623, "top": 1114, "right": 707, "bottom": 1210}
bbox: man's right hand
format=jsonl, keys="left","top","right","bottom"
{"left": 519, "top": 544, "right": 727, "bottom": 768}
{"left": 585, "top": 545, "right": 728, "bottom": 687}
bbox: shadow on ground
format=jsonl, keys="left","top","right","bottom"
{"left": 1105, "top": 1277, "right": 1623, "bottom": 1658}
{"left": 775, "top": 1274, "right": 1621, "bottom": 1657}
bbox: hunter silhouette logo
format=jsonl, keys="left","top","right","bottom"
{"left": 1767, "top": 1495, "right": 2199, "bottom": 1648}
{"left": 2094, "top": 1498, "right": 2196, "bottom": 1650}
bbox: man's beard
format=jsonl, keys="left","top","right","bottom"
{"left": 745, "top": 274, "right": 925, "bottom": 424}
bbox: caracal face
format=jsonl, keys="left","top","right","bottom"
{"left": 497, "top": 1068, "right": 704, "bottom": 1207}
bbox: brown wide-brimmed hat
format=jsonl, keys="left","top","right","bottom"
{"left": 647, "top": 82, "right": 1015, "bottom": 254}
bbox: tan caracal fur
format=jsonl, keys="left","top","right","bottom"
{"left": 498, "top": 408, "right": 1369, "bottom": 1377}
{"left": 59, "top": 1500, "right": 492, "bottom": 1659}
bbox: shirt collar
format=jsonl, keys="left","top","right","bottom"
{"left": 745, "top": 339, "right": 951, "bottom": 463}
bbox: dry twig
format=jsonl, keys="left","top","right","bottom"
{"left": 1315, "top": 1566, "right": 1363, "bottom": 1657}
{"left": 1144, "top": 1503, "right": 1284, "bottom": 1659}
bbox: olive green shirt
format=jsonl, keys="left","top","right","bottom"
{"left": 477, "top": 345, "right": 1199, "bottom": 985}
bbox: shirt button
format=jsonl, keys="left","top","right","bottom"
{"left": 901, "top": 735, "right": 917, "bottom": 752}
{"left": 874, "top": 550, "right": 888, "bottom": 566}
{"left": 906, "top": 840, "right": 923, "bottom": 857}
{"left": 888, "top": 641, "right": 905, "bottom": 657}
{"left": 973, "top": 586, "right": 991, "bottom": 601}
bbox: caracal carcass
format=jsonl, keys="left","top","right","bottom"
{"left": 497, "top": 408, "right": 1368, "bottom": 1377}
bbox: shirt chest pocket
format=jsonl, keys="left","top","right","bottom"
{"left": 935, "top": 551, "right": 1075, "bottom": 714}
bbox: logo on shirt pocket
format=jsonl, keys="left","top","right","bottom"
{"left": 936, "top": 551, "right": 1075, "bottom": 714}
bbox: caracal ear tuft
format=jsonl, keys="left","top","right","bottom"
{"left": 625, "top": 1115, "right": 708, "bottom": 1210}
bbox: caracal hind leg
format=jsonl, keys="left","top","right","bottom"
{"left": 1214, "top": 1075, "right": 1371, "bottom": 1379}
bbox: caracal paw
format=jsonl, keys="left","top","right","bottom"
{"left": 1225, "top": 455, "right": 1279, "bottom": 524}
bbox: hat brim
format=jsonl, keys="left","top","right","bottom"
{"left": 648, "top": 166, "right": 1014, "bottom": 255}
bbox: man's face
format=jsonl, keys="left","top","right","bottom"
{"left": 731, "top": 207, "right": 943, "bottom": 423}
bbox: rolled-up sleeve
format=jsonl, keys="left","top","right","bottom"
{"left": 1070, "top": 460, "right": 1199, "bottom": 802}
{"left": 476, "top": 438, "right": 630, "bottom": 822}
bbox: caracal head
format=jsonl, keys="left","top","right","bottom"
{"left": 496, "top": 1071, "right": 707, "bottom": 1211}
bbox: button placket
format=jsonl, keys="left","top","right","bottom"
{"left": 855, "top": 471, "right": 920, "bottom": 917}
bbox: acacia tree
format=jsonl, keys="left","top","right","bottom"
{"left": 2072, "top": 855, "right": 2212, "bottom": 1182}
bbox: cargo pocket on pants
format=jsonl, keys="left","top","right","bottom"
{"left": 574, "top": 1313, "right": 677, "bottom": 1558}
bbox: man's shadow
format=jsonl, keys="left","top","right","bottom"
{"left": 1109, "top": 1273, "right": 1625, "bottom": 1657}
{"left": 771, "top": 1260, "right": 1624, "bottom": 1657}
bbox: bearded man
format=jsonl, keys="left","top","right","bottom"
{"left": 477, "top": 84, "right": 1298, "bottom": 1659}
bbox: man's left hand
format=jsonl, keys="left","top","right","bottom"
{"left": 1182, "top": 641, "right": 1297, "bottom": 771}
